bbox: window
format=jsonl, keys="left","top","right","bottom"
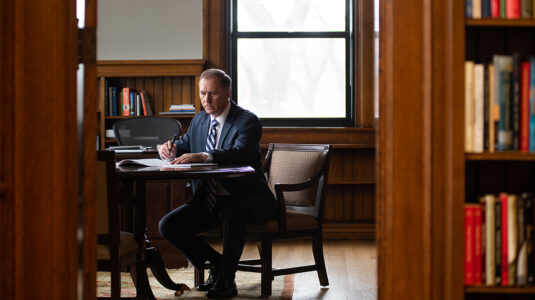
{"left": 230, "top": 0, "right": 353, "bottom": 126}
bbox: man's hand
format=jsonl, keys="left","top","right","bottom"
{"left": 170, "top": 153, "right": 208, "bottom": 164}
{"left": 158, "top": 140, "right": 177, "bottom": 161}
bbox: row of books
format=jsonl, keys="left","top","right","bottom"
{"left": 104, "top": 86, "right": 153, "bottom": 117}
{"left": 465, "top": 54, "right": 535, "bottom": 153}
{"left": 466, "top": 0, "right": 535, "bottom": 19}
{"left": 464, "top": 193, "right": 534, "bottom": 286}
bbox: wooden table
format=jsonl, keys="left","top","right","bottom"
{"left": 116, "top": 164, "right": 255, "bottom": 299}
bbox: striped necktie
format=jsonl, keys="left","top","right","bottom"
{"left": 205, "top": 119, "right": 218, "bottom": 211}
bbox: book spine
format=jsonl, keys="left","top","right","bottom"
{"left": 474, "top": 205, "right": 483, "bottom": 284}
{"left": 111, "top": 87, "right": 118, "bottom": 116}
{"left": 495, "top": 199, "right": 502, "bottom": 285}
{"left": 136, "top": 93, "right": 142, "bottom": 116}
{"left": 507, "top": 194, "right": 518, "bottom": 285}
{"left": 485, "top": 195, "right": 496, "bottom": 285}
{"left": 517, "top": 194, "right": 527, "bottom": 285}
{"left": 521, "top": 61, "right": 530, "bottom": 151}
{"left": 501, "top": 0, "right": 507, "bottom": 17}
{"left": 489, "top": 64, "right": 496, "bottom": 152}
{"left": 119, "top": 90, "right": 123, "bottom": 115}
{"left": 466, "top": 61, "right": 475, "bottom": 152}
{"left": 467, "top": 0, "right": 474, "bottom": 18}
{"left": 484, "top": 64, "right": 490, "bottom": 151}
{"left": 482, "top": 0, "right": 492, "bottom": 16}
{"left": 474, "top": 64, "right": 485, "bottom": 152}
{"left": 522, "top": 0, "right": 533, "bottom": 17}
{"left": 122, "top": 88, "right": 130, "bottom": 116}
{"left": 525, "top": 194, "right": 534, "bottom": 284}
{"left": 474, "top": 0, "right": 483, "bottom": 18}
{"left": 129, "top": 91, "right": 135, "bottom": 116}
{"left": 507, "top": 0, "right": 521, "bottom": 18}
{"left": 498, "top": 70, "right": 513, "bottom": 150}
{"left": 104, "top": 79, "right": 109, "bottom": 116}
{"left": 501, "top": 193, "right": 509, "bottom": 285}
{"left": 512, "top": 54, "right": 521, "bottom": 150}
{"left": 465, "top": 205, "right": 475, "bottom": 285}
{"left": 530, "top": 57, "right": 535, "bottom": 151}
{"left": 492, "top": 0, "right": 501, "bottom": 17}
{"left": 108, "top": 86, "right": 113, "bottom": 117}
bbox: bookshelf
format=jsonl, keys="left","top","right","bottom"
{"left": 96, "top": 59, "right": 205, "bottom": 149}
{"left": 464, "top": 8, "right": 535, "bottom": 299}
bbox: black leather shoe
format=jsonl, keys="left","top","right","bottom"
{"left": 197, "top": 264, "right": 218, "bottom": 292}
{"left": 206, "top": 275, "right": 237, "bottom": 299}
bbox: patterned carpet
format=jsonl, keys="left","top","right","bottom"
{"left": 97, "top": 268, "right": 294, "bottom": 299}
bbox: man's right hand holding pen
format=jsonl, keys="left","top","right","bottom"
{"left": 159, "top": 133, "right": 178, "bottom": 161}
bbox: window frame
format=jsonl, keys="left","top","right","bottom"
{"left": 228, "top": 0, "right": 354, "bottom": 127}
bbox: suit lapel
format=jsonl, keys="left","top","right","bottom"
{"left": 200, "top": 114, "right": 210, "bottom": 150}
{"left": 218, "top": 103, "right": 237, "bottom": 148}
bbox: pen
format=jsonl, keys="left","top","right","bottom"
{"left": 169, "top": 133, "right": 177, "bottom": 155}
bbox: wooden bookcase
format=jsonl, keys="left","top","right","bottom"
{"left": 96, "top": 59, "right": 205, "bottom": 149}
{"left": 464, "top": 18, "right": 535, "bottom": 299}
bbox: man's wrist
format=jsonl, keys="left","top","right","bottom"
{"left": 203, "top": 152, "right": 213, "bottom": 162}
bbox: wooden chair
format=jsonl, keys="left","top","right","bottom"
{"left": 96, "top": 150, "right": 149, "bottom": 299}
{"left": 195, "top": 143, "right": 331, "bottom": 296}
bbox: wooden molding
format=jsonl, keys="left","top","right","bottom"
{"left": 323, "top": 223, "right": 375, "bottom": 240}
{"left": 97, "top": 60, "right": 205, "bottom": 77}
{"left": 355, "top": 0, "right": 376, "bottom": 127}
{"left": 378, "top": 0, "right": 464, "bottom": 299}
{"left": 261, "top": 127, "right": 375, "bottom": 146}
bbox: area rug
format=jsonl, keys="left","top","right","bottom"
{"left": 97, "top": 268, "right": 294, "bottom": 299}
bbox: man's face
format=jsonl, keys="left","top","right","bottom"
{"left": 199, "top": 77, "right": 230, "bottom": 117}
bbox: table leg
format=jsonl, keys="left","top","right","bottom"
{"left": 133, "top": 180, "right": 190, "bottom": 293}
{"left": 145, "top": 239, "right": 191, "bottom": 291}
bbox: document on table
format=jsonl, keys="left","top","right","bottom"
{"left": 116, "top": 158, "right": 217, "bottom": 168}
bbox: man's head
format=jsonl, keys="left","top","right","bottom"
{"left": 199, "top": 69, "right": 231, "bottom": 117}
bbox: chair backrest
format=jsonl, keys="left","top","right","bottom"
{"left": 96, "top": 150, "right": 119, "bottom": 252}
{"left": 113, "top": 116, "right": 182, "bottom": 148}
{"left": 264, "top": 143, "right": 331, "bottom": 219}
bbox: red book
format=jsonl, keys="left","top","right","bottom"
{"left": 465, "top": 205, "right": 476, "bottom": 285}
{"left": 140, "top": 90, "right": 153, "bottom": 116}
{"left": 122, "top": 87, "right": 131, "bottom": 116}
{"left": 500, "top": 193, "right": 509, "bottom": 285}
{"left": 491, "top": 0, "right": 501, "bottom": 17}
{"left": 506, "top": 0, "right": 521, "bottom": 18}
{"left": 520, "top": 61, "right": 530, "bottom": 151}
{"left": 474, "top": 205, "right": 483, "bottom": 284}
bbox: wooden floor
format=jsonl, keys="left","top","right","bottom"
{"left": 211, "top": 239, "right": 377, "bottom": 300}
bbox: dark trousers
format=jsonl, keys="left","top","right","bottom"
{"left": 159, "top": 190, "right": 275, "bottom": 279}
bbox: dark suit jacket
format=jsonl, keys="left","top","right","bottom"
{"left": 174, "top": 101, "right": 277, "bottom": 220}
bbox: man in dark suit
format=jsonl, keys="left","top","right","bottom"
{"left": 158, "top": 68, "right": 278, "bottom": 298}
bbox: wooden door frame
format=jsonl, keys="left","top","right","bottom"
{"left": 0, "top": 0, "right": 97, "bottom": 299}
{"left": 377, "top": 0, "right": 464, "bottom": 299}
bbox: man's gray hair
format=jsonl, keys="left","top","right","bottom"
{"left": 200, "top": 68, "right": 231, "bottom": 89}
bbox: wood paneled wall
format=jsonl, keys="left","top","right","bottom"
{"left": 325, "top": 148, "right": 375, "bottom": 224}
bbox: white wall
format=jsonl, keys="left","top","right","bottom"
{"left": 97, "top": 0, "right": 203, "bottom": 60}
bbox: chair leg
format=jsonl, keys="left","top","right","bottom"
{"left": 312, "top": 231, "right": 329, "bottom": 286}
{"left": 111, "top": 262, "right": 120, "bottom": 300}
{"left": 194, "top": 266, "right": 204, "bottom": 287}
{"left": 260, "top": 237, "right": 273, "bottom": 296}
